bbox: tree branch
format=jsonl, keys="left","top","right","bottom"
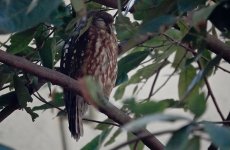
{"left": 92, "top": 0, "right": 230, "bottom": 64}
{"left": 205, "top": 34, "right": 230, "bottom": 64}
{"left": 0, "top": 103, "right": 18, "bottom": 122}
{"left": 0, "top": 50, "right": 164, "bottom": 150}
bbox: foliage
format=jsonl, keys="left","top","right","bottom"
{"left": 0, "top": 0, "right": 230, "bottom": 150}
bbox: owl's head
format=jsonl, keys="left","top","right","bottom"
{"left": 91, "top": 11, "right": 114, "bottom": 33}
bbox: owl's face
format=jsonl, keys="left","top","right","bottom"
{"left": 92, "top": 11, "right": 114, "bottom": 34}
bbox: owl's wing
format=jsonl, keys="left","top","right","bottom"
{"left": 60, "top": 30, "right": 88, "bottom": 140}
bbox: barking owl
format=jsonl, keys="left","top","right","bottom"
{"left": 60, "top": 11, "right": 118, "bottom": 140}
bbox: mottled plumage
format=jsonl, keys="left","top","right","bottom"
{"left": 60, "top": 11, "right": 118, "bottom": 140}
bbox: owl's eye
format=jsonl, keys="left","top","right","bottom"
{"left": 94, "top": 18, "right": 107, "bottom": 29}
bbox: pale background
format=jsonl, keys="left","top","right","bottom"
{"left": 1, "top": 1, "right": 230, "bottom": 150}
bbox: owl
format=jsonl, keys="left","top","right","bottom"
{"left": 60, "top": 11, "right": 118, "bottom": 140}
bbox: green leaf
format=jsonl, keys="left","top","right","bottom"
{"left": 186, "top": 136, "right": 200, "bottom": 150}
{"left": 172, "top": 46, "right": 186, "bottom": 68}
{"left": 165, "top": 125, "right": 192, "bottom": 150}
{"left": 8, "top": 29, "right": 35, "bottom": 54}
{"left": 191, "top": 5, "right": 216, "bottom": 28}
{"left": 115, "top": 15, "right": 139, "bottom": 40}
{"left": 116, "top": 50, "right": 149, "bottom": 85}
{"left": 178, "top": 65, "right": 199, "bottom": 99}
{"left": 115, "top": 73, "right": 128, "bottom": 86}
{"left": 71, "top": 0, "right": 86, "bottom": 13}
{"left": 187, "top": 93, "right": 206, "bottom": 118}
{"left": 25, "top": 107, "right": 39, "bottom": 121}
{"left": 204, "top": 123, "right": 230, "bottom": 150}
{"left": 104, "top": 129, "right": 121, "bottom": 146}
{"left": 123, "top": 114, "right": 191, "bottom": 132}
{"left": 115, "top": 61, "right": 169, "bottom": 100}
{"left": 0, "top": 0, "right": 62, "bottom": 33}
{"left": 95, "top": 118, "right": 114, "bottom": 130}
{"left": 127, "top": 132, "right": 144, "bottom": 150}
{"left": 177, "top": 0, "right": 206, "bottom": 13}
{"left": 39, "top": 38, "right": 55, "bottom": 69}
{"left": 0, "top": 73, "right": 11, "bottom": 88}
{"left": 32, "top": 92, "right": 64, "bottom": 111}
{"left": 81, "top": 128, "right": 112, "bottom": 150}
{"left": 184, "top": 55, "right": 221, "bottom": 98}
{"left": 86, "top": 1, "right": 102, "bottom": 11}
{"left": 34, "top": 24, "right": 50, "bottom": 47}
{"left": 134, "top": 0, "right": 177, "bottom": 20}
{"left": 0, "top": 92, "right": 16, "bottom": 107}
{"left": 13, "top": 75, "right": 32, "bottom": 108}
{"left": 0, "top": 144, "right": 14, "bottom": 150}
{"left": 139, "top": 15, "right": 176, "bottom": 34}
{"left": 124, "top": 99, "right": 169, "bottom": 115}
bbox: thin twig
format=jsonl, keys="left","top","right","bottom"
{"left": 0, "top": 85, "right": 10, "bottom": 91}
{"left": 151, "top": 52, "right": 187, "bottom": 96}
{"left": 163, "top": 33, "right": 230, "bottom": 74}
{"left": 196, "top": 61, "right": 225, "bottom": 121}
{"left": 33, "top": 92, "right": 64, "bottom": 112}
{"left": 148, "top": 63, "right": 162, "bottom": 99}
{"left": 83, "top": 118, "right": 120, "bottom": 127}
{"left": 133, "top": 140, "right": 139, "bottom": 150}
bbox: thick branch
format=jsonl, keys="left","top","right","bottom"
{"left": 0, "top": 103, "right": 18, "bottom": 122}
{"left": 205, "top": 34, "right": 230, "bottom": 64}
{"left": 0, "top": 50, "right": 163, "bottom": 150}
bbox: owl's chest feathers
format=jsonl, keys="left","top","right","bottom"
{"left": 82, "top": 26, "right": 118, "bottom": 95}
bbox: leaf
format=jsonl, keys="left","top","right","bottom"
{"left": 0, "top": 144, "right": 14, "bottom": 150}
{"left": 139, "top": 15, "right": 176, "bottom": 34}
{"left": 172, "top": 46, "right": 186, "bottom": 68}
{"left": 186, "top": 136, "right": 200, "bottom": 150}
{"left": 32, "top": 92, "right": 64, "bottom": 111}
{"left": 0, "top": 73, "right": 11, "bottom": 88}
{"left": 115, "top": 73, "right": 128, "bottom": 86}
{"left": 187, "top": 93, "right": 206, "bottom": 118}
{"left": 134, "top": 0, "right": 177, "bottom": 21}
{"left": 0, "top": 0, "right": 62, "bottom": 33}
{"left": 165, "top": 125, "right": 192, "bottom": 150}
{"left": 204, "top": 123, "right": 230, "bottom": 150}
{"left": 114, "top": 61, "right": 169, "bottom": 100}
{"left": 39, "top": 38, "right": 55, "bottom": 69}
{"left": 184, "top": 55, "right": 221, "bottom": 98}
{"left": 178, "top": 65, "right": 199, "bottom": 100}
{"left": 177, "top": 0, "right": 206, "bottom": 13}
{"left": 95, "top": 118, "right": 114, "bottom": 130}
{"left": 124, "top": 99, "right": 170, "bottom": 115}
{"left": 191, "top": 5, "right": 216, "bottom": 29}
{"left": 0, "top": 92, "right": 16, "bottom": 107}
{"left": 8, "top": 28, "right": 35, "bottom": 54}
{"left": 34, "top": 24, "right": 50, "bottom": 47}
{"left": 123, "top": 114, "right": 191, "bottom": 132}
{"left": 127, "top": 132, "right": 144, "bottom": 150}
{"left": 86, "top": 1, "right": 102, "bottom": 11}
{"left": 115, "top": 15, "right": 139, "bottom": 40}
{"left": 116, "top": 50, "right": 149, "bottom": 85}
{"left": 13, "top": 75, "right": 32, "bottom": 108}
{"left": 25, "top": 107, "right": 39, "bottom": 121}
{"left": 81, "top": 128, "right": 112, "bottom": 150}
{"left": 71, "top": 0, "right": 86, "bottom": 13}
{"left": 104, "top": 129, "right": 121, "bottom": 146}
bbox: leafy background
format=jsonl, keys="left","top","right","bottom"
{"left": 0, "top": 0, "right": 230, "bottom": 150}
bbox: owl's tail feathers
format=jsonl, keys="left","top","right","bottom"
{"left": 67, "top": 94, "right": 88, "bottom": 141}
